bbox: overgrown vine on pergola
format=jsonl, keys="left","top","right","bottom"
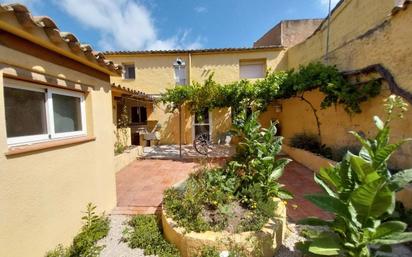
{"left": 159, "top": 62, "right": 382, "bottom": 142}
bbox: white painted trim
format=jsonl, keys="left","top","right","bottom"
{"left": 4, "top": 81, "right": 87, "bottom": 147}
{"left": 192, "top": 110, "right": 212, "bottom": 142}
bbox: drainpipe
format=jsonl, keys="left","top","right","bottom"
{"left": 325, "top": 0, "right": 332, "bottom": 64}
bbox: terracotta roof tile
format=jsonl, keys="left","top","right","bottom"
{"left": 103, "top": 45, "right": 284, "bottom": 56}
{"left": 0, "top": 3, "right": 122, "bottom": 75}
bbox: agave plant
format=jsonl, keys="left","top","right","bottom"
{"left": 298, "top": 95, "right": 412, "bottom": 257}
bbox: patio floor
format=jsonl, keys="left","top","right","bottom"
{"left": 142, "top": 144, "right": 236, "bottom": 159}
{"left": 114, "top": 158, "right": 332, "bottom": 221}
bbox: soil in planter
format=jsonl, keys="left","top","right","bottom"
{"left": 200, "top": 201, "right": 262, "bottom": 233}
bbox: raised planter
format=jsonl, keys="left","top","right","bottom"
{"left": 282, "top": 145, "right": 336, "bottom": 172}
{"left": 161, "top": 198, "right": 287, "bottom": 257}
{"left": 114, "top": 146, "right": 143, "bottom": 172}
{"left": 283, "top": 145, "right": 412, "bottom": 210}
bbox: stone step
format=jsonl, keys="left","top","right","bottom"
{"left": 111, "top": 206, "right": 161, "bottom": 215}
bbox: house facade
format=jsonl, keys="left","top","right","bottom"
{"left": 105, "top": 46, "right": 289, "bottom": 145}
{"left": 0, "top": 4, "right": 121, "bottom": 257}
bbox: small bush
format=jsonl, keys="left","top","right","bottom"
{"left": 330, "top": 144, "right": 361, "bottom": 162}
{"left": 123, "top": 215, "right": 179, "bottom": 257}
{"left": 289, "top": 133, "right": 332, "bottom": 159}
{"left": 200, "top": 246, "right": 220, "bottom": 257}
{"left": 45, "top": 203, "right": 109, "bottom": 257}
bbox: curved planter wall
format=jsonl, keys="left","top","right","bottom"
{"left": 162, "top": 198, "right": 287, "bottom": 257}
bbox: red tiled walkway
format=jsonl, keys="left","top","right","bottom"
{"left": 280, "top": 161, "right": 333, "bottom": 222}
{"left": 114, "top": 158, "right": 331, "bottom": 220}
{"left": 114, "top": 159, "right": 199, "bottom": 215}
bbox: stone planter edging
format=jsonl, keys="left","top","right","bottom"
{"left": 282, "top": 145, "right": 336, "bottom": 172}
{"left": 282, "top": 145, "right": 412, "bottom": 210}
{"left": 114, "top": 146, "right": 143, "bottom": 172}
{"left": 162, "top": 198, "right": 287, "bottom": 257}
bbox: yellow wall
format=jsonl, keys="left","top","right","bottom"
{"left": 107, "top": 49, "right": 287, "bottom": 144}
{"left": 281, "top": 0, "right": 412, "bottom": 169}
{"left": 0, "top": 46, "right": 116, "bottom": 257}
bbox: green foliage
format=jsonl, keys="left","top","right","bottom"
{"left": 230, "top": 111, "right": 292, "bottom": 202}
{"left": 279, "top": 62, "right": 381, "bottom": 114}
{"left": 290, "top": 133, "right": 332, "bottom": 159}
{"left": 298, "top": 95, "right": 412, "bottom": 257}
{"left": 163, "top": 181, "right": 211, "bottom": 232}
{"left": 159, "top": 62, "right": 381, "bottom": 116}
{"left": 114, "top": 104, "right": 130, "bottom": 155}
{"left": 163, "top": 112, "right": 288, "bottom": 233}
{"left": 199, "top": 246, "right": 220, "bottom": 257}
{"left": 45, "top": 203, "right": 110, "bottom": 257}
{"left": 123, "top": 215, "right": 180, "bottom": 257}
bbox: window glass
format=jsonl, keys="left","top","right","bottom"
{"left": 124, "top": 64, "right": 135, "bottom": 79}
{"left": 194, "top": 109, "right": 209, "bottom": 124}
{"left": 174, "top": 66, "right": 186, "bottom": 85}
{"left": 52, "top": 94, "right": 82, "bottom": 133}
{"left": 4, "top": 87, "right": 47, "bottom": 138}
{"left": 131, "top": 106, "right": 148, "bottom": 123}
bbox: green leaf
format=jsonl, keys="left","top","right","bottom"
{"left": 314, "top": 173, "right": 337, "bottom": 197}
{"left": 308, "top": 233, "right": 342, "bottom": 256}
{"left": 305, "top": 194, "right": 351, "bottom": 219}
{"left": 349, "top": 154, "right": 375, "bottom": 183}
{"left": 373, "top": 141, "right": 406, "bottom": 170}
{"left": 373, "top": 221, "right": 407, "bottom": 240}
{"left": 388, "top": 169, "right": 412, "bottom": 192}
{"left": 277, "top": 188, "right": 293, "bottom": 200}
{"left": 350, "top": 179, "right": 395, "bottom": 220}
{"left": 319, "top": 166, "right": 342, "bottom": 189}
{"left": 298, "top": 217, "right": 332, "bottom": 226}
{"left": 371, "top": 232, "right": 412, "bottom": 245}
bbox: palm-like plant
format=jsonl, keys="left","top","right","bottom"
{"left": 298, "top": 95, "right": 412, "bottom": 257}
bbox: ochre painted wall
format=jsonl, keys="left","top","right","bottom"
{"left": 107, "top": 50, "right": 287, "bottom": 144}
{"left": 281, "top": 0, "right": 412, "bottom": 169}
{"left": 0, "top": 46, "right": 117, "bottom": 257}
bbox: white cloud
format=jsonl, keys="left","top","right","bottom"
{"left": 194, "top": 6, "right": 207, "bottom": 13}
{"left": 318, "top": 0, "right": 340, "bottom": 11}
{"left": 55, "top": 0, "right": 203, "bottom": 51}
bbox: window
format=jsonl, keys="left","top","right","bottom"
{"left": 123, "top": 64, "right": 135, "bottom": 79}
{"left": 174, "top": 66, "right": 186, "bottom": 85}
{"left": 193, "top": 109, "right": 211, "bottom": 141}
{"left": 4, "top": 81, "right": 86, "bottom": 146}
{"left": 239, "top": 59, "right": 266, "bottom": 79}
{"left": 131, "top": 106, "right": 147, "bottom": 123}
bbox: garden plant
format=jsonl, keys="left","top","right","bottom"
{"left": 45, "top": 203, "right": 110, "bottom": 257}
{"left": 163, "top": 110, "right": 291, "bottom": 234}
{"left": 298, "top": 95, "right": 412, "bottom": 257}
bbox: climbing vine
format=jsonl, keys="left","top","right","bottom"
{"left": 159, "top": 62, "right": 382, "bottom": 140}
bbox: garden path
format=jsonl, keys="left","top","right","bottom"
{"left": 113, "top": 158, "right": 331, "bottom": 221}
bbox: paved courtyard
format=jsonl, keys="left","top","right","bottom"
{"left": 114, "top": 158, "right": 331, "bottom": 221}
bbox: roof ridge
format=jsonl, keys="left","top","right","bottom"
{"left": 102, "top": 45, "right": 284, "bottom": 55}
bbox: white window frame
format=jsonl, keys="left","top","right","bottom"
{"left": 4, "top": 80, "right": 87, "bottom": 146}
{"left": 48, "top": 88, "right": 87, "bottom": 139}
{"left": 192, "top": 110, "right": 212, "bottom": 142}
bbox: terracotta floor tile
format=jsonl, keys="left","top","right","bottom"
{"left": 115, "top": 158, "right": 332, "bottom": 220}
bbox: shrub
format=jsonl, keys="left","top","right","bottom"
{"left": 289, "top": 132, "right": 332, "bottom": 159}
{"left": 123, "top": 215, "right": 179, "bottom": 257}
{"left": 330, "top": 144, "right": 361, "bottom": 162}
{"left": 45, "top": 203, "right": 109, "bottom": 257}
{"left": 298, "top": 95, "right": 412, "bottom": 257}
{"left": 163, "top": 111, "right": 290, "bottom": 234}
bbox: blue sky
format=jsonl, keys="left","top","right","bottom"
{"left": 2, "top": 0, "right": 339, "bottom": 51}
